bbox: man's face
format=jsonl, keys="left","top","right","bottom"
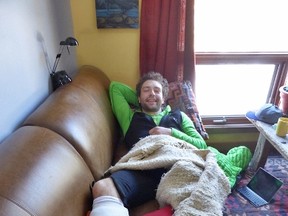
{"left": 138, "top": 80, "right": 165, "bottom": 114}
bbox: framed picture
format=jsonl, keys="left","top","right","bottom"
{"left": 95, "top": 0, "right": 139, "bottom": 29}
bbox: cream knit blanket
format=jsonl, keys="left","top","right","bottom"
{"left": 107, "top": 135, "right": 230, "bottom": 216}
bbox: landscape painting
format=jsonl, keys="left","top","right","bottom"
{"left": 95, "top": 0, "right": 139, "bottom": 29}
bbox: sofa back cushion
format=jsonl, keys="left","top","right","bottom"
{"left": 0, "top": 126, "right": 94, "bottom": 216}
{"left": 23, "top": 66, "right": 119, "bottom": 180}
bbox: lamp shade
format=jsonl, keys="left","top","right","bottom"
{"left": 60, "top": 37, "right": 79, "bottom": 46}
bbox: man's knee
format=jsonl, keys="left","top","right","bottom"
{"left": 92, "top": 177, "right": 120, "bottom": 199}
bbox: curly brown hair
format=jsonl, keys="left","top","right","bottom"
{"left": 136, "top": 71, "right": 169, "bottom": 100}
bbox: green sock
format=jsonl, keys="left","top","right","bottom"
{"left": 208, "top": 146, "right": 252, "bottom": 187}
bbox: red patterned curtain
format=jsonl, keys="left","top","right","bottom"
{"left": 140, "top": 0, "right": 195, "bottom": 87}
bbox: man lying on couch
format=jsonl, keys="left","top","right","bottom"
{"left": 90, "top": 72, "right": 252, "bottom": 216}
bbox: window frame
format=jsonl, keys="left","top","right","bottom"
{"left": 195, "top": 52, "right": 288, "bottom": 127}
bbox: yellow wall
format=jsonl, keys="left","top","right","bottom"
{"left": 70, "top": 0, "right": 141, "bottom": 87}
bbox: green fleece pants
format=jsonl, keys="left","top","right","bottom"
{"left": 208, "top": 146, "right": 252, "bottom": 187}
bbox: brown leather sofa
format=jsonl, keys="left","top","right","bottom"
{"left": 0, "top": 66, "right": 157, "bottom": 216}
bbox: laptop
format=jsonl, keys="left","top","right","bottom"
{"left": 236, "top": 167, "right": 283, "bottom": 207}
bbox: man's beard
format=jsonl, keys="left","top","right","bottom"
{"left": 140, "top": 102, "right": 162, "bottom": 113}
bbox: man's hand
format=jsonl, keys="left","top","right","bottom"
{"left": 149, "top": 126, "right": 172, "bottom": 136}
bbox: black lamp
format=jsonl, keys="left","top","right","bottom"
{"left": 50, "top": 37, "right": 79, "bottom": 91}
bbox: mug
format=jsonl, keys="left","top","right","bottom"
{"left": 276, "top": 117, "right": 288, "bottom": 137}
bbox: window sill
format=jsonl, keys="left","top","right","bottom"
{"left": 205, "top": 123, "right": 255, "bottom": 130}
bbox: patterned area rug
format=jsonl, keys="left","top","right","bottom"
{"left": 223, "top": 155, "right": 288, "bottom": 216}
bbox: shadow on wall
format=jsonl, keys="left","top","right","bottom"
{"left": 0, "top": 0, "right": 77, "bottom": 143}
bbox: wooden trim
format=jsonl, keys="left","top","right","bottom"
{"left": 202, "top": 116, "right": 251, "bottom": 126}
{"left": 196, "top": 52, "right": 288, "bottom": 64}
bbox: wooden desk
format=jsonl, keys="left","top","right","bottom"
{"left": 247, "top": 118, "right": 288, "bottom": 171}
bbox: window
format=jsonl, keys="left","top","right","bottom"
{"left": 196, "top": 64, "right": 274, "bottom": 116}
{"left": 194, "top": 0, "right": 288, "bottom": 125}
{"left": 195, "top": 0, "right": 288, "bottom": 53}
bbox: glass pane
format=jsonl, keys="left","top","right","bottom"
{"left": 195, "top": 0, "right": 288, "bottom": 52}
{"left": 195, "top": 64, "right": 275, "bottom": 115}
